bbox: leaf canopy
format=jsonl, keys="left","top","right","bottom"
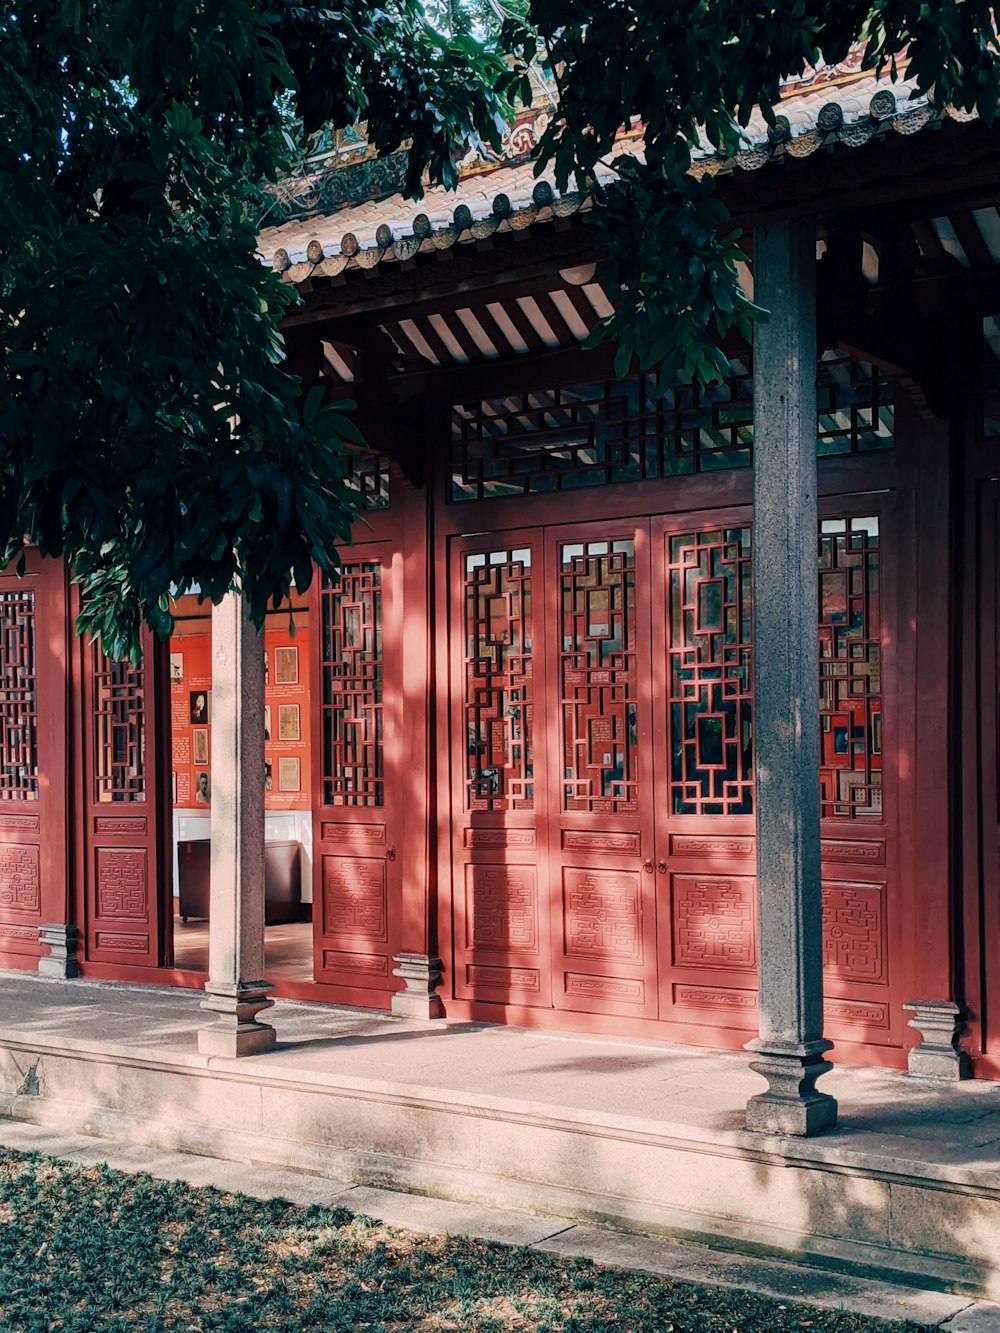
{"left": 1, "top": 0, "right": 997, "bottom": 656}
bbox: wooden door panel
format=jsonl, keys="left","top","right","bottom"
{"left": 312, "top": 547, "right": 402, "bottom": 992}
{"left": 650, "top": 504, "right": 901, "bottom": 1047}
{"left": 81, "top": 633, "right": 169, "bottom": 969}
{"left": 0, "top": 555, "right": 70, "bottom": 964}
{"left": 650, "top": 514, "right": 757, "bottom": 1026}
{"left": 816, "top": 507, "right": 899, "bottom": 1048}
{"left": 450, "top": 532, "right": 551, "bottom": 1007}
{"left": 544, "top": 523, "right": 658, "bottom": 1020}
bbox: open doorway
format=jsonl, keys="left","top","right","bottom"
{"left": 166, "top": 592, "right": 315, "bottom": 986}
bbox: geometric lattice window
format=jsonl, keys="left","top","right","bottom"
{"left": 818, "top": 517, "right": 882, "bottom": 818}
{"left": 450, "top": 352, "right": 893, "bottom": 502}
{"left": 450, "top": 363, "right": 753, "bottom": 501}
{"left": 668, "top": 528, "right": 753, "bottom": 815}
{"left": 93, "top": 652, "right": 145, "bottom": 803}
{"left": 0, "top": 590, "right": 38, "bottom": 799}
{"left": 560, "top": 540, "right": 638, "bottom": 813}
{"left": 321, "top": 562, "right": 383, "bottom": 806}
{"left": 464, "top": 548, "right": 533, "bottom": 811}
{"left": 816, "top": 351, "right": 894, "bottom": 456}
{"left": 340, "top": 450, "right": 390, "bottom": 510}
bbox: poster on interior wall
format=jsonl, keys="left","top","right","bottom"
{"left": 265, "top": 627, "right": 310, "bottom": 810}
{"left": 169, "top": 630, "right": 212, "bottom": 808}
{"left": 192, "top": 729, "right": 209, "bottom": 765}
{"left": 169, "top": 622, "right": 310, "bottom": 811}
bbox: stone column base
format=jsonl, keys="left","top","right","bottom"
{"left": 37, "top": 924, "right": 79, "bottom": 980}
{"left": 903, "top": 1000, "right": 969, "bottom": 1079}
{"left": 746, "top": 1038, "right": 838, "bottom": 1136}
{"left": 391, "top": 953, "right": 444, "bottom": 1020}
{"left": 198, "top": 981, "right": 276, "bottom": 1057}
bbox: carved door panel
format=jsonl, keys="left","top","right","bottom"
{"left": 648, "top": 506, "right": 900, "bottom": 1046}
{"left": 816, "top": 506, "right": 899, "bottom": 1048}
{"left": 81, "top": 632, "right": 170, "bottom": 968}
{"left": 450, "top": 532, "right": 551, "bottom": 1007}
{"left": 543, "top": 522, "right": 659, "bottom": 1019}
{"left": 650, "top": 515, "right": 758, "bottom": 1030}
{"left": 311, "top": 543, "right": 403, "bottom": 994}
{"left": 0, "top": 555, "right": 70, "bottom": 965}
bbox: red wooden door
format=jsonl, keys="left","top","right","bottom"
{"left": 449, "top": 532, "right": 550, "bottom": 1009}
{"left": 816, "top": 504, "right": 901, "bottom": 1051}
{"left": 311, "top": 542, "right": 403, "bottom": 996}
{"left": 542, "top": 521, "right": 659, "bottom": 1020}
{"left": 650, "top": 512, "right": 758, "bottom": 1032}
{"left": 445, "top": 498, "right": 903, "bottom": 1051}
{"left": 80, "top": 632, "right": 170, "bottom": 969}
{"left": 0, "top": 555, "right": 70, "bottom": 966}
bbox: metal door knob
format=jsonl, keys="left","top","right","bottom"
{"left": 386, "top": 845, "right": 397, "bottom": 861}
{"left": 643, "top": 857, "right": 654, "bottom": 873}
{"left": 657, "top": 858, "right": 667, "bottom": 874}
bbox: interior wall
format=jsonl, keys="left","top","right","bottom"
{"left": 168, "top": 594, "right": 314, "bottom": 903}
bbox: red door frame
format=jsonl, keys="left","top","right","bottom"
{"left": 0, "top": 554, "right": 71, "bottom": 971}
{"left": 963, "top": 471, "right": 1000, "bottom": 1076}
{"left": 73, "top": 623, "right": 175, "bottom": 982}
{"left": 540, "top": 517, "right": 659, "bottom": 1022}
{"left": 307, "top": 531, "right": 404, "bottom": 1007}
{"left": 447, "top": 525, "right": 552, "bottom": 1020}
{"left": 299, "top": 462, "right": 413, "bottom": 1007}
{"left": 432, "top": 407, "right": 913, "bottom": 1063}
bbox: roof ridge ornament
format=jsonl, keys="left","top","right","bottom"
{"left": 869, "top": 89, "right": 897, "bottom": 121}
{"left": 816, "top": 102, "right": 844, "bottom": 133}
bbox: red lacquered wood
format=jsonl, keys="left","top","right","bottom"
{"left": 0, "top": 554, "right": 70, "bottom": 968}
{"left": 79, "top": 629, "right": 170, "bottom": 969}
{"left": 309, "top": 515, "right": 404, "bottom": 998}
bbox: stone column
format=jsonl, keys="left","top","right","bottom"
{"left": 198, "top": 592, "right": 275, "bottom": 1057}
{"left": 746, "top": 219, "right": 837, "bottom": 1136}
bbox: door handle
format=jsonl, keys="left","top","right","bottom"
{"left": 657, "top": 858, "right": 667, "bottom": 875}
{"left": 386, "top": 845, "right": 397, "bottom": 861}
{"left": 643, "top": 857, "right": 654, "bottom": 874}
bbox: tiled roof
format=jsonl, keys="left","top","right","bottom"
{"left": 260, "top": 68, "right": 975, "bottom": 286}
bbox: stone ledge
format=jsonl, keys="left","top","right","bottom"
{"left": 0, "top": 1031, "right": 997, "bottom": 1192}
{"left": 1, "top": 1034, "right": 999, "bottom": 1298}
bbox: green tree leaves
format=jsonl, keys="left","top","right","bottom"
{"left": 2, "top": 0, "right": 999, "bottom": 657}
{"left": 515, "top": 0, "right": 1000, "bottom": 388}
{"left": 0, "top": 1, "right": 515, "bottom": 657}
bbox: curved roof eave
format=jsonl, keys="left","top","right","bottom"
{"left": 260, "top": 72, "right": 973, "bottom": 287}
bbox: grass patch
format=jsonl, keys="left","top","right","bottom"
{"left": 0, "top": 1148, "right": 930, "bottom": 1332}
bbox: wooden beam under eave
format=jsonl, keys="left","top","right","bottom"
{"left": 950, "top": 210, "right": 994, "bottom": 270}
{"left": 435, "top": 309, "right": 487, "bottom": 363}
{"left": 409, "top": 315, "right": 454, "bottom": 368}
{"left": 559, "top": 281, "right": 605, "bottom": 334}
{"left": 385, "top": 338, "right": 618, "bottom": 404}
{"left": 531, "top": 290, "right": 577, "bottom": 348}
{"left": 465, "top": 302, "right": 515, "bottom": 358}
{"left": 279, "top": 229, "right": 602, "bottom": 327}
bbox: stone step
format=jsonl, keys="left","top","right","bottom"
{"left": 2, "top": 1018, "right": 1000, "bottom": 1299}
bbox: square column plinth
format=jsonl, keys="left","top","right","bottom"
{"left": 198, "top": 592, "right": 274, "bottom": 1058}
